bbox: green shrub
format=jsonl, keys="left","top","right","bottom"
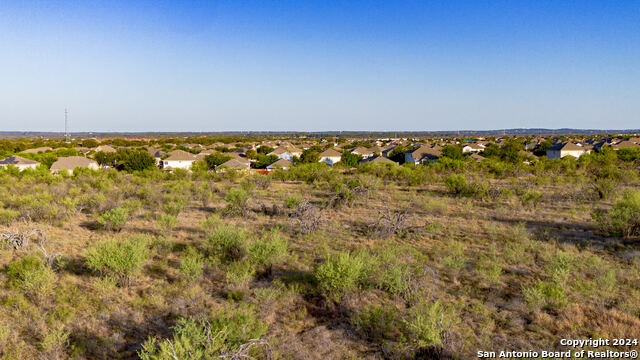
{"left": 86, "top": 236, "right": 151, "bottom": 286}
{"left": 161, "top": 199, "right": 185, "bottom": 216}
{"left": 207, "top": 225, "right": 247, "bottom": 263}
{"left": 444, "top": 174, "right": 468, "bottom": 195}
{"left": 6, "top": 255, "right": 55, "bottom": 301}
{"left": 225, "top": 261, "right": 256, "bottom": 288}
{"left": 593, "top": 190, "right": 640, "bottom": 237}
{"left": 97, "top": 207, "right": 128, "bottom": 232}
{"left": 314, "top": 252, "right": 368, "bottom": 302}
{"left": 284, "top": 195, "right": 302, "bottom": 209}
{"left": 223, "top": 188, "right": 252, "bottom": 216}
{"left": 247, "top": 230, "right": 288, "bottom": 272}
{"left": 403, "top": 300, "right": 458, "bottom": 347}
{"left": 350, "top": 305, "right": 397, "bottom": 341}
{"left": 178, "top": 247, "right": 205, "bottom": 283}
{"left": 375, "top": 262, "right": 409, "bottom": 296}
{"left": 0, "top": 208, "right": 20, "bottom": 225}
{"left": 520, "top": 189, "right": 543, "bottom": 208}
{"left": 156, "top": 213, "right": 179, "bottom": 232}
{"left": 199, "top": 214, "right": 222, "bottom": 231}
{"left": 138, "top": 305, "right": 267, "bottom": 360}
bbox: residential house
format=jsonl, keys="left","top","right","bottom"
{"left": 319, "top": 148, "right": 342, "bottom": 166}
{"left": 359, "top": 155, "right": 396, "bottom": 165}
{"left": 22, "top": 147, "right": 52, "bottom": 153}
{"left": 351, "top": 146, "right": 375, "bottom": 159}
{"left": 269, "top": 145, "right": 302, "bottom": 160}
{"left": 546, "top": 142, "right": 591, "bottom": 159}
{"left": 147, "top": 147, "right": 168, "bottom": 165}
{"left": 0, "top": 156, "right": 40, "bottom": 171}
{"left": 95, "top": 145, "right": 117, "bottom": 153}
{"left": 50, "top": 156, "right": 99, "bottom": 173}
{"left": 462, "top": 143, "right": 485, "bottom": 153}
{"left": 405, "top": 145, "right": 442, "bottom": 165}
{"left": 218, "top": 157, "right": 251, "bottom": 171}
{"left": 266, "top": 158, "right": 292, "bottom": 171}
{"left": 162, "top": 150, "right": 196, "bottom": 170}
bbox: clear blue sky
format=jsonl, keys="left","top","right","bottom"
{"left": 1, "top": 0, "right": 638, "bottom": 132}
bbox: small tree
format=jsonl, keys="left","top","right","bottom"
{"left": 340, "top": 151, "right": 362, "bottom": 167}
{"left": 441, "top": 145, "right": 463, "bottom": 160}
{"left": 204, "top": 153, "right": 232, "bottom": 169}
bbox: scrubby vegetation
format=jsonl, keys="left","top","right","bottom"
{"left": 0, "top": 136, "right": 639, "bottom": 359}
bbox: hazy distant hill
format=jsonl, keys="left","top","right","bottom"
{"left": 0, "top": 128, "right": 638, "bottom": 139}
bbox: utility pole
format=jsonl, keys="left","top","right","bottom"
{"left": 64, "top": 108, "right": 70, "bottom": 143}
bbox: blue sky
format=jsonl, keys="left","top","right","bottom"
{"left": 0, "top": 0, "right": 638, "bottom": 132}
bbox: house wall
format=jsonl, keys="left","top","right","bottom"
{"left": 546, "top": 150, "right": 562, "bottom": 160}
{"left": 561, "top": 150, "right": 587, "bottom": 158}
{"left": 164, "top": 160, "right": 194, "bottom": 169}
{"left": 404, "top": 152, "right": 416, "bottom": 165}
{"left": 320, "top": 156, "right": 341, "bottom": 166}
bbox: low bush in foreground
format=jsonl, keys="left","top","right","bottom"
{"left": 86, "top": 236, "right": 151, "bottom": 286}
{"left": 6, "top": 255, "right": 54, "bottom": 302}
{"left": 97, "top": 207, "right": 128, "bottom": 232}
{"left": 138, "top": 305, "right": 268, "bottom": 360}
{"left": 314, "top": 252, "right": 369, "bottom": 302}
{"left": 593, "top": 190, "right": 640, "bottom": 237}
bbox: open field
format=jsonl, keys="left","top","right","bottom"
{"left": 0, "top": 139, "right": 639, "bottom": 359}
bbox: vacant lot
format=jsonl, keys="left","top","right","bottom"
{"left": 0, "top": 156, "right": 639, "bottom": 359}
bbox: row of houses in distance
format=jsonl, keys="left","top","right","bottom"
{"left": 1, "top": 135, "right": 639, "bottom": 173}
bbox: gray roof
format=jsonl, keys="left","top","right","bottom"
{"left": 0, "top": 156, "right": 40, "bottom": 166}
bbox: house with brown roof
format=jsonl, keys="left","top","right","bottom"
{"left": 405, "top": 145, "right": 442, "bottom": 165}
{"left": 0, "top": 156, "right": 40, "bottom": 171}
{"left": 22, "top": 147, "right": 52, "bottom": 154}
{"left": 268, "top": 145, "right": 302, "bottom": 160}
{"left": 162, "top": 150, "right": 196, "bottom": 170}
{"left": 351, "top": 146, "right": 375, "bottom": 159}
{"left": 218, "top": 158, "right": 250, "bottom": 171}
{"left": 50, "top": 156, "right": 99, "bottom": 173}
{"left": 319, "top": 148, "right": 342, "bottom": 166}
{"left": 359, "top": 155, "right": 396, "bottom": 165}
{"left": 266, "top": 158, "right": 292, "bottom": 171}
{"left": 95, "top": 145, "right": 117, "bottom": 153}
{"left": 546, "top": 142, "right": 591, "bottom": 159}
{"left": 462, "top": 143, "right": 485, "bottom": 153}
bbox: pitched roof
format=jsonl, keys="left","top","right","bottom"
{"left": 95, "top": 145, "right": 117, "bottom": 153}
{"left": 360, "top": 155, "right": 396, "bottom": 165}
{"left": 547, "top": 142, "right": 584, "bottom": 151}
{"left": 164, "top": 150, "right": 196, "bottom": 161}
{"left": 266, "top": 158, "right": 292, "bottom": 169}
{"left": 22, "top": 147, "right": 52, "bottom": 153}
{"left": 50, "top": 156, "right": 98, "bottom": 171}
{"left": 269, "top": 145, "right": 302, "bottom": 155}
{"left": 320, "top": 148, "right": 342, "bottom": 157}
{"left": 410, "top": 144, "right": 442, "bottom": 161}
{"left": 614, "top": 140, "right": 640, "bottom": 149}
{"left": 0, "top": 156, "right": 40, "bottom": 166}
{"left": 220, "top": 158, "right": 250, "bottom": 169}
{"left": 351, "top": 146, "right": 373, "bottom": 155}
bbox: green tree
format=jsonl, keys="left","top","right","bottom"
{"left": 204, "top": 152, "right": 232, "bottom": 169}
{"left": 257, "top": 145, "right": 274, "bottom": 155}
{"left": 115, "top": 149, "right": 156, "bottom": 172}
{"left": 253, "top": 154, "right": 278, "bottom": 169}
{"left": 441, "top": 145, "right": 463, "bottom": 160}
{"left": 340, "top": 151, "right": 363, "bottom": 167}
{"left": 300, "top": 148, "right": 321, "bottom": 163}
